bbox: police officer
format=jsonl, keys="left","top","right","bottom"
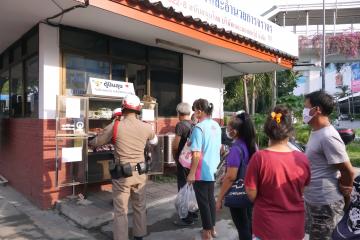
{"left": 89, "top": 95, "right": 157, "bottom": 240}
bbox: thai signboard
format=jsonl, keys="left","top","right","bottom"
{"left": 149, "top": 0, "right": 298, "bottom": 57}
{"left": 87, "top": 78, "right": 135, "bottom": 97}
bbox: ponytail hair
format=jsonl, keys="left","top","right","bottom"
{"left": 229, "top": 112, "right": 257, "bottom": 158}
{"left": 192, "top": 99, "right": 214, "bottom": 116}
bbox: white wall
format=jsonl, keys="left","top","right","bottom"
{"left": 182, "top": 55, "right": 223, "bottom": 119}
{"left": 39, "top": 23, "right": 60, "bottom": 119}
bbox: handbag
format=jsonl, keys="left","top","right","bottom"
{"left": 224, "top": 143, "right": 252, "bottom": 208}
{"left": 178, "top": 126, "right": 203, "bottom": 169}
{"left": 178, "top": 141, "right": 192, "bottom": 169}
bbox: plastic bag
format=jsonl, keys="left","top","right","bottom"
{"left": 175, "top": 184, "right": 198, "bottom": 219}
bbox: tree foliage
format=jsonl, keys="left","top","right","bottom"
{"left": 277, "top": 70, "right": 300, "bottom": 98}
{"left": 224, "top": 70, "right": 299, "bottom": 114}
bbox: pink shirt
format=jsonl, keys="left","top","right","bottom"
{"left": 245, "top": 150, "right": 310, "bottom": 240}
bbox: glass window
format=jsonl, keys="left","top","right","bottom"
{"left": 61, "top": 28, "right": 108, "bottom": 55}
{"left": 111, "top": 38, "right": 146, "bottom": 63}
{"left": 149, "top": 48, "right": 181, "bottom": 69}
{"left": 12, "top": 45, "right": 22, "bottom": 62}
{"left": 25, "top": 56, "right": 39, "bottom": 118}
{"left": 150, "top": 67, "right": 181, "bottom": 117}
{"left": 10, "top": 63, "right": 23, "bottom": 117}
{"left": 65, "top": 54, "right": 110, "bottom": 95}
{"left": 2, "top": 52, "right": 9, "bottom": 68}
{"left": 0, "top": 71, "right": 10, "bottom": 118}
{"left": 111, "top": 63, "right": 126, "bottom": 81}
{"left": 128, "top": 64, "right": 147, "bottom": 99}
{"left": 26, "top": 33, "right": 39, "bottom": 55}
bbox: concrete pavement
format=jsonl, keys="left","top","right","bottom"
{"left": 0, "top": 185, "right": 106, "bottom": 240}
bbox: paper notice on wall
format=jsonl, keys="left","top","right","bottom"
{"left": 62, "top": 147, "right": 83, "bottom": 163}
{"left": 65, "top": 98, "right": 81, "bottom": 118}
{"left": 141, "top": 109, "right": 155, "bottom": 121}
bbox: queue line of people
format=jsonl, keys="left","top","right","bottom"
{"left": 173, "top": 91, "right": 354, "bottom": 240}
{"left": 90, "top": 90, "right": 354, "bottom": 240}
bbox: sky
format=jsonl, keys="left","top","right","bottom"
{"left": 243, "top": 0, "right": 358, "bottom": 15}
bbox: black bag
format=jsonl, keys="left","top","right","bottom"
{"left": 109, "top": 162, "right": 133, "bottom": 179}
{"left": 224, "top": 142, "right": 252, "bottom": 208}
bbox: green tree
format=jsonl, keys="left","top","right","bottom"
{"left": 223, "top": 76, "right": 245, "bottom": 112}
{"left": 277, "top": 70, "right": 300, "bottom": 98}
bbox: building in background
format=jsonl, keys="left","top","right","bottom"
{"left": 262, "top": 1, "right": 360, "bottom": 97}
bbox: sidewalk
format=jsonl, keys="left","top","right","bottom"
{"left": 0, "top": 185, "right": 105, "bottom": 240}
{"left": 56, "top": 180, "right": 178, "bottom": 229}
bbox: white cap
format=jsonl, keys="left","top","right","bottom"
{"left": 122, "top": 95, "right": 141, "bottom": 112}
{"left": 112, "top": 108, "right": 122, "bottom": 117}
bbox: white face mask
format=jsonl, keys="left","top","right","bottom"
{"left": 303, "top": 107, "right": 315, "bottom": 124}
{"left": 226, "top": 129, "right": 232, "bottom": 139}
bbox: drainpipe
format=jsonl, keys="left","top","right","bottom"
{"left": 272, "top": 71, "right": 277, "bottom": 109}
{"left": 243, "top": 76, "right": 249, "bottom": 114}
{"left": 283, "top": 12, "right": 286, "bottom": 27}
{"left": 321, "top": 0, "right": 326, "bottom": 90}
{"left": 333, "top": 10, "right": 336, "bottom": 36}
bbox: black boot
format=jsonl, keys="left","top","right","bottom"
{"left": 134, "top": 237, "right": 143, "bottom": 240}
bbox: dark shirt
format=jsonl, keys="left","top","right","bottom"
{"left": 175, "top": 120, "right": 193, "bottom": 160}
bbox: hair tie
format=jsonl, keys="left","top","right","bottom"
{"left": 271, "top": 112, "right": 282, "bottom": 124}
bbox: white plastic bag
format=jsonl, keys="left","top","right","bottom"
{"left": 175, "top": 184, "right": 198, "bottom": 218}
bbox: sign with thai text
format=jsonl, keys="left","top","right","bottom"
{"left": 87, "top": 78, "right": 135, "bottom": 97}
{"left": 149, "top": 0, "right": 298, "bottom": 57}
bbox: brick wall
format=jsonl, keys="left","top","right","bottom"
{"left": 0, "top": 119, "right": 72, "bottom": 209}
{"left": 156, "top": 117, "right": 178, "bottom": 134}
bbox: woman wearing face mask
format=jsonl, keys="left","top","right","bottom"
{"left": 215, "top": 112, "right": 257, "bottom": 240}
{"left": 187, "top": 99, "right": 222, "bottom": 240}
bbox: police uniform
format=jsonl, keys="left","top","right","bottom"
{"left": 90, "top": 105, "right": 156, "bottom": 240}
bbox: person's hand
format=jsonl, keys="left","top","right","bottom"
{"left": 216, "top": 199, "right": 223, "bottom": 211}
{"left": 339, "top": 182, "right": 353, "bottom": 197}
{"left": 187, "top": 173, "right": 195, "bottom": 184}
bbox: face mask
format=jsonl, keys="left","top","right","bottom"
{"left": 303, "top": 107, "right": 314, "bottom": 124}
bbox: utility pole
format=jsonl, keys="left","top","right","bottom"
{"left": 243, "top": 76, "right": 249, "bottom": 113}
{"left": 321, "top": 0, "right": 326, "bottom": 90}
{"left": 272, "top": 71, "right": 277, "bottom": 109}
{"left": 251, "top": 75, "right": 256, "bottom": 115}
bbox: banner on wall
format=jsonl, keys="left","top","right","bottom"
{"left": 351, "top": 63, "right": 360, "bottom": 93}
{"left": 149, "top": 0, "right": 298, "bottom": 57}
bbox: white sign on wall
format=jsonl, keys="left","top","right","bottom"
{"left": 149, "top": 0, "right": 298, "bottom": 57}
{"left": 87, "top": 78, "right": 135, "bottom": 97}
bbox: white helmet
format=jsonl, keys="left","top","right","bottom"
{"left": 112, "top": 108, "right": 122, "bottom": 118}
{"left": 122, "top": 95, "right": 142, "bottom": 112}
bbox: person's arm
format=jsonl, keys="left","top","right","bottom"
{"left": 187, "top": 151, "right": 201, "bottom": 183}
{"left": 246, "top": 189, "right": 258, "bottom": 202}
{"left": 172, "top": 136, "right": 181, "bottom": 160}
{"left": 322, "top": 135, "right": 355, "bottom": 196}
{"left": 335, "top": 161, "right": 355, "bottom": 197}
{"left": 89, "top": 122, "right": 114, "bottom": 147}
{"left": 244, "top": 153, "right": 260, "bottom": 203}
{"left": 217, "top": 167, "right": 238, "bottom": 202}
{"left": 187, "top": 126, "right": 202, "bottom": 183}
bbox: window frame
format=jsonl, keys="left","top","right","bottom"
{"left": 60, "top": 26, "right": 183, "bottom": 117}
{"left": 0, "top": 25, "right": 39, "bottom": 119}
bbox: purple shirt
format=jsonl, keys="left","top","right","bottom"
{"left": 226, "top": 139, "right": 249, "bottom": 168}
